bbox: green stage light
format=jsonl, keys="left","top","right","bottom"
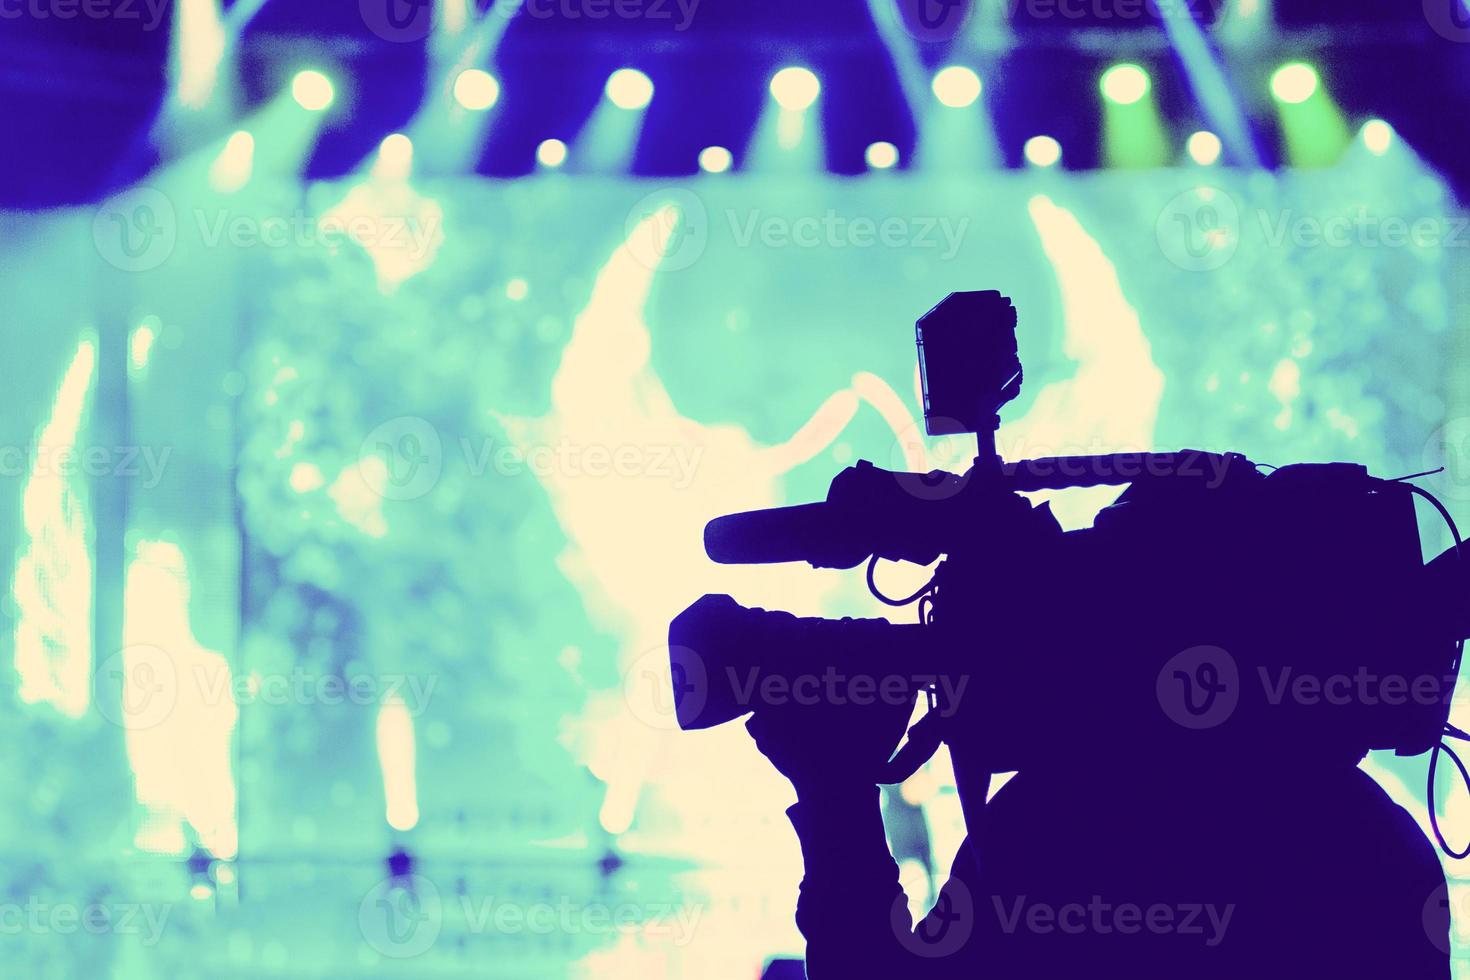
{"left": 1270, "top": 63, "right": 1349, "bottom": 168}
{"left": 1101, "top": 64, "right": 1150, "bottom": 106}
{"left": 1271, "top": 63, "right": 1318, "bottom": 105}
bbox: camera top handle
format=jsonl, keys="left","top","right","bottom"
{"left": 703, "top": 449, "right": 1255, "bottom": 567}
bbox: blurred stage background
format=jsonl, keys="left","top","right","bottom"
{"left": 3, "top": 0, "right": 1470, "bottom": 976}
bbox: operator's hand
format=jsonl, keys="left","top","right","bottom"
{"left": 745, "top": 692, "right": 916, "bottom": 798}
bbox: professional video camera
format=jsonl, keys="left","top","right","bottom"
{"left": 669, "top": 291, "right": 1470, "bottom": 850}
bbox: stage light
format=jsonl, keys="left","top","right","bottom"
{"left": 1024, "top": 135, "right": 1061, "bottom": 168}
{"left": 173, "top": 0, "right": 227, "bottom": 110}
{"left": 1271, "top": 62, "right": 1348, "bottom": 166}
{"left": 208, "top": 130, "right": 255, "bottom": 192}
{"left": 453, "top": 68, "right": 500, "bottom": 111}
{"left": 1186, "top": 130, "right": 1222, "bottom": 165}
{"left": 770, "top": 67, "right": 820, "bottom": 111}
{"left": 698, "top": 145, "right": 733, "bottom": 173}
{"left": 1270, "top": 62, "right": 1318, "bottom": 105}
{"left": 605, "top": 68, "right": 654, "bottom": 110}
{"left": 537, "top": 138, "right": 568, "bottom": 168}
{"left": 291, "top": 69, "right": 335, "bottom": 111}
{"left": 1100, "top": 63, "right": 1150, "bottom": 106}
{"left": 866, "top": 141, "right": 899, "bottom": 170}
{"left": 376, "top": 133, "right": 413, "bottom": 178}
{"left": 1361, "top": 118, "right": 1393, "bottom": 156}
{"left": 932, "top": 66, "right": 981, "bottom": 108}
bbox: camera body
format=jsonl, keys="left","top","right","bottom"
{"left": 669, "top": 292, "right": 1463, "bottom": 774}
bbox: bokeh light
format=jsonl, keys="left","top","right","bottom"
{"left": 1361, "top": 118, "right": 1393, "bottom": 156}
{"left": 453, "top": 69, "right": 500, "bottom": 111}
{"left": 605, "top": 68, "right": 654, "bottom": 110}
{"left": 698, "top": 145, "right": 733, "bottom": 173}
{"left": 1100, "top": 63, "right": 1151, "bottom": 105}
{"left": 932, "top": 66, "right": 982, "bottom": 108}
{"left": 1271, "top": 62, "right": 1319, "bottom": 104}
{"left": 1186, "top": 130, "right": 1222, "bottom": 165}
{"left": 1023, "top": 135, "right": 1062, "bottom": 168}
{"left": 290, "top": 69, "right": 334, "bottom": 111}
{"left": 865, "top": 141, "right": 899, "bottom": 170}
{"left": 770, "top": 67, "right": 820, "bottom": 111}
{"left": 537, "top": 138, "right": 568, "bottom": 168}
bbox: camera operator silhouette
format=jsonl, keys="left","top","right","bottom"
{"left": 671, "top": 288, "right": 1470, "bottom": 977}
